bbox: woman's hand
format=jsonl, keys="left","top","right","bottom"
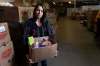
{"left": 26, "top": 54, "right": 34, "bottom": 63}
{"left": 29, "top": 58, "right": 34, "bottom": 63}
{"left": 42, "top": 40, "right": 52, "bottom": 46}
{"left": 42, "top": 36, "right": 49, "bottom": 41}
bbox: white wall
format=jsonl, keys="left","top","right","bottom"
{"left": 0, "top": 0, "right": 14, "bottom": 2}
{"left": 67, "top": 8, "right": 73, "bottom": 16}
{"left": 81, "top": 5, "right": 100, "bottom": 11}
{"left": 67, "top": 8, "right": 81, "bottom": 16}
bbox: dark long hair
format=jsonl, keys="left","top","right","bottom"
{"left": 33, "top": 4, "right": 46, "bottom": 23}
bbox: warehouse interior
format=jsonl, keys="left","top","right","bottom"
{"left": 1, "top": 0, "right": 100, "bottom": 66}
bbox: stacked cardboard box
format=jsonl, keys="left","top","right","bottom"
{"left": 0, "top": 23, "right": 14, "bottom": 66}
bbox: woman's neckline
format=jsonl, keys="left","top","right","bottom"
{"left": 35, "top": 19, "right": 42, "bottom": 27}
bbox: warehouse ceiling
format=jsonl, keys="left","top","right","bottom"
{"left": 50, "top": 0, "right": 100, "bottom": 7}
{"left": 53, "top": 0, "right": 100, "bottom": 4}
{"left": 0, "top": 0, "right": 100, "bottom": 7}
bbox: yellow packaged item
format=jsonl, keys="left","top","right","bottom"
{"left": 28, "top": 36, "right": 35, "bottom": 46}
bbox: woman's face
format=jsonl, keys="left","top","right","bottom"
{"left": 35, "top": 6, "right": 43, "bottom": 19}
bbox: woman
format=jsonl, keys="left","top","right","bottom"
{"left": 23, "top": 4, "right": 55, "bottom": 66}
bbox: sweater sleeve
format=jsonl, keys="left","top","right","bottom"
{"left": 45, "top": 20, "right": 56, "bottom": 44}
{"left": 46, "top": 20, "right": 55, "bottom": 36}
{"left": 23, "top": 21, "right": 31, "bottom": 54}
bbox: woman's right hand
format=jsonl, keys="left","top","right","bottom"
{"left": 26, "top": 54, "right": 34, "bottom": 63}
{"left": 29, "top": 58, "right": 34, "bottom": 63}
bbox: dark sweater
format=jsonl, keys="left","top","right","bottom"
{"left": 23, "top": 18, "right": 54, "bottom": 54}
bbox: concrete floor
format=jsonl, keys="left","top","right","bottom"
{"left": 47, "top": 18, "right": 100, "bottom": 66}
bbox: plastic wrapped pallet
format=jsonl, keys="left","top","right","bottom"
{"left": 0, "top": 23, "right": 14, "bottom": 66}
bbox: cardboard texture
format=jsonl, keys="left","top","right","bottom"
{"left": 18, "top": 7, "right": 34, "bottom": 22}
{"left": 30, "top": 44, "right": 57, "bottom": 63}
{"left": 0, "top": 23, "right": 11, "bottom": 44}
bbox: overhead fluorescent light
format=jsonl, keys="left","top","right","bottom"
{"left": 0, "top": 2, "right": 14, "bottom": 7}
{"left": 53, "top": 2, "right": 56, "bottom": 5}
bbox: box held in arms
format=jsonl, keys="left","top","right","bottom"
{"left": 28, "top": 36, "right": 58, "bottom": 63}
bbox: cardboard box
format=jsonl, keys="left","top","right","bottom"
{"left": 30, "top": 43, "right": 57, "bottom": 63}
{"left": 0, "top": 41, "right": 14, "bottom": 66}
{"left": 0, "top": 23, "right": 11, "bottom": 44}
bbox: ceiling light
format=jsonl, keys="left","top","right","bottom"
{"left": 68, "top": 1, "right": 72, "bottom": 4}
{"left": 53, "top": 2, "right": 56, "bottom": 5}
